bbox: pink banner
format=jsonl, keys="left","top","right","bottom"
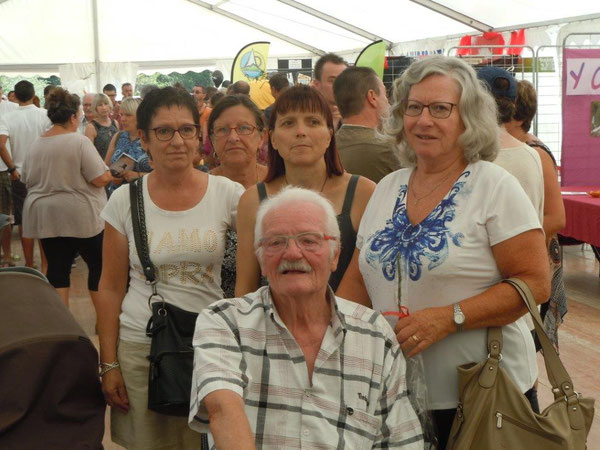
{"left": 561, "top": 48, "right": 600, "bottom": 186}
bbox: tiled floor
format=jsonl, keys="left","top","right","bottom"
{"left": 4, "top": 234, "right": 599, "bottom": 449}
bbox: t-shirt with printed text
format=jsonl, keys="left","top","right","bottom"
{"left": 101, "top": 174, "right": 244, "bottom": 343}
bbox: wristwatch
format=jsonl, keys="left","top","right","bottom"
{"left": 453, "top": 303, "right": 465, "bottom": 332}
{"left": 7, "top": 166, "right": 16, "bottom": 174}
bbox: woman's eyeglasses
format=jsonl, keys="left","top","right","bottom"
{"left": 212, "top": 125, "right": 258, "bottom": 137}
{"left": 151, "top": 125, "right": 199, "bottom": 141}
{"left": 403, "top": 100, "right": 456, "bottom": 119}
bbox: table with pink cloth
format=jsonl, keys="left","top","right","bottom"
{"left": 560, "top": 186, "right": 600, "bottom": 247}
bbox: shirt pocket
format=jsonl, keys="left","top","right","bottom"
{"left": 341, "top": 406, "right": 381, "bottom": 449}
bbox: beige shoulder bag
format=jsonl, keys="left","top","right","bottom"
{"left": 446, "top": 278, "right": 594, "bottom": 450}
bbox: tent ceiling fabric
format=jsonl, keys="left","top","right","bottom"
{"left": 98, "top": 0, "right": 308, "bottom": 61}
{"left": 434, "top": 0, "right": 600, "bottom": 30}
{"left": 1, "top": 0, "right": 600, "bottom": 69}
{"left": 0, "top": 0, "right": 94, "bottom": 64}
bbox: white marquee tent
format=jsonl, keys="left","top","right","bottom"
{"left": 1, "top": 0, "right": 599, "bottom": 88}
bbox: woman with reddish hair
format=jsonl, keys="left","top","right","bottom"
{"left": 235, "top": 84, "right": 375, "bottom": 295}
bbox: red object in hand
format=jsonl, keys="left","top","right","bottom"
{"left": 382, "top": 306, "right": 410, "bottom": 319}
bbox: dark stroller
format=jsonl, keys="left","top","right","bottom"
{"left": 0, "top": 269, "right": 105, "bottom": 449}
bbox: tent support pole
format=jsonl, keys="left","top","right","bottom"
{"left": 92, "top": 0, "right": 101, "bottom": 91}
{"left": 275, "top": 0, "right": 392, "bottom": 48}
{"left": 410, "top": 0, "right": 492, "bottom": 32}
{"left": 185, "top": 0, "right": 326, "bottom": 56}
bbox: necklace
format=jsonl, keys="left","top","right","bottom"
{"left": 284, "top": 173, "right": 328, "bottom": 193}
{"left": 409, "top": 168, "right": 455, "bottom": 206}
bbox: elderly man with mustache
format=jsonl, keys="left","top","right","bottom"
{"left": 189, "top": 187, "right": 423, "bottom": 449}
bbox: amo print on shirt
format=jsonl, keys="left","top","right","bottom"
{"left": 132, "top": 228, "right": 218, "bottom": 285}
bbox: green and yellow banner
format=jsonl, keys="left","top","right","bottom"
{"left": 355, "top": 40, "right": 386, "bottom": 79}
{"left": 231, "top": 41, "right": 273, "bottom": 109}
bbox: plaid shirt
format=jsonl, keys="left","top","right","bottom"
{"left": 189, "top": 286, "right": 423, "bottom": 449}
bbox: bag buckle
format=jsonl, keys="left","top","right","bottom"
{"left": 565, "top": 391, "right": 581, "bottom": 402}
{"left": 487, "top": 352, "right": 503, "bottom": 361}
{"left": 148, "top": 289, "right": 166, "bottom": 313}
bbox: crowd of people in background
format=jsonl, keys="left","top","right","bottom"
{"left": 0, "top": 52, "right": 567, "bottom": 449}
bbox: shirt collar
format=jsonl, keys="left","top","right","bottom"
{"left": 263, "top": 285, "right": 347, "bottom": 338}
{"left": 340, "top": 123, "right": 373, "bottom": 131}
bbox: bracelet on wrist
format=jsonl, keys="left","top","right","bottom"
{"left": 99, "top": 361, "right": 120, "bottom": 377}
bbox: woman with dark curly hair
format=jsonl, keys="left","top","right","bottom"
{"left": 21, "top": 88, "right": 111, "bottom": 307}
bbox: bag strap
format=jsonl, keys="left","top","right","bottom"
{"left": 504, "top": 278, "right": 584, "bottom": 395}
{"left": 129, "top": 177, "right": 156, "bottom": 282}
{"left": 503, "top": 278, "right": 586, "bottom": 430}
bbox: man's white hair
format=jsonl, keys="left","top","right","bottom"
{"left": 254, "top": 186, "right": 340, "bottom": 261}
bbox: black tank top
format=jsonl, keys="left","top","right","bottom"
{"left": 526, "top": 139, "right": 557, "bottom": 168}
{"left": 256, "top": 174, "right": 359, "bottom": 291}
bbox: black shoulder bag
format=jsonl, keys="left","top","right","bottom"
{"left": 129, "top": 177, "right": 199, "bottom": 417}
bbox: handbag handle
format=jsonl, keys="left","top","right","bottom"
{"left": 502, "top": 278, "right": 586, "bottom": 431}
{"left": 503, "top": 279, "right": 578, "bottom": 396}
{"left": 485, "top": 279, "right": 586, "bottom": 431}
{"left": 487, "top": 279, "right": 574, "bottom": 395}
{"left": 502, "top": 279, "right": 570, "bottom": 391}
{"left": 129, "top": 177, "right": 156, "bottom": 283}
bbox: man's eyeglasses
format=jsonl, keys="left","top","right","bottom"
{"left": 212, "top": 125, "right": 258, "bottom": 137}
{"left": 403, "top": 100, "right": 457, "bottom": 119}
{"left": 151, "top": 125, "right": 199, "bottom": 141}
{"left": 258, "top": 232, "right": 336, "bottom": 254}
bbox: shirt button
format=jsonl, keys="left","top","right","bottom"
{"left": 302, "top": 429, "right": 310, "bottom": 436}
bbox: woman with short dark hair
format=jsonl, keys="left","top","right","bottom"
{"left": 235, "top": 84, "right": 376, "bottom": 296}
{"left": 21, "top": 87, "right": 111, "bottom": 307}
{"left": 96, "top": 86, "right": 243, "bottom": 449}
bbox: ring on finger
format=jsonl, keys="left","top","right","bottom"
{"left": 411, "top": 334, "right": 420, "bottom": 343}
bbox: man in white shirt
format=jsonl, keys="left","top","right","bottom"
{"left": 0, "top": 80, "right": 51, "bottom": 268}
{"left": 0, "top": 86, "right": 18, "bottom": 266}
